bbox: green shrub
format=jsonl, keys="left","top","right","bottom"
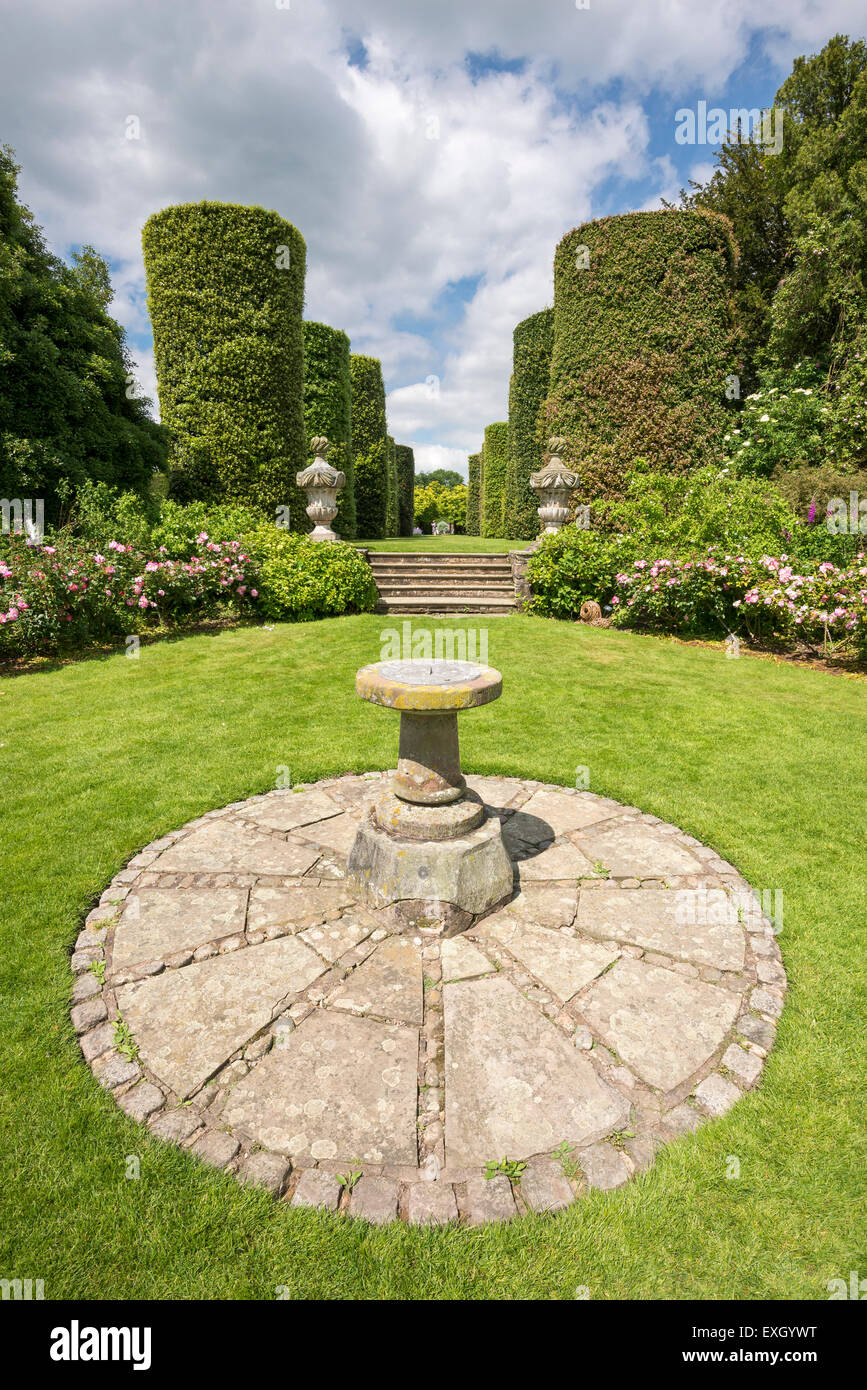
{"left": 527, "top": 464, "right": 805, "bottom": 619}
{"left": 395, "top": 445, "right": 415, "bottom": 536}
{"left": 543, "top": 210, "right": 739, "bottom": 502}
{"left": 480, "top": 422, "right": 509, "bottom": 537}
{"left": 594, "top": 464, "right": 799, "bottom": 557}
{"left": 527, "top": 529, "right": 637, "bottom": 617}
{"left": 505, "top": 308, "right": 554, "bottom": 539}
{"left": 303, "top": 322, "right": 355, "bottom": 539}
{"left": 150, "top": 499, "right": 265, "bottom": 559}
{"left": 386, "top": 435, "right": 398, "bottom": 536}
{"left": 465, "top": 453, "right": 481, "bottom": 535}
{"left": 247, "top": 527, "right": 377, "bottom": 621}
{"left": 142, "top": 201, "right": 307, "bottom": 521}
{"left": 350, "top": 355, "right": 388, "bottom": 540}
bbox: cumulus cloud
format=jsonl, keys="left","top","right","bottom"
{"left": 2, "top": 0, "right": 864, "bottom": 454}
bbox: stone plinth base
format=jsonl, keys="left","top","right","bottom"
{"left": 373, "top": 791, "right": 483, "bottom": 841}
{"left": 348, "top": 810, "right": 514, "bottom": 917}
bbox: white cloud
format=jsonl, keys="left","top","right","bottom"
{"left": 2, "top": 0, "right": 864, "bottom": 452}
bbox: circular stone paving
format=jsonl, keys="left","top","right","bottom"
{"left": 71, "top": 774, "right": 787, "bottom": 1226}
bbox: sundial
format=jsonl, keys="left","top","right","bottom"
{"left": 348, "top": 659, "right": 513, "bottom": 917}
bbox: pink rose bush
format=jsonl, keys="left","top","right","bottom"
{"left": 613, "top": 550, "right": 867, "bottom": 657}
{"left": 0, "top": 533, "right": 260, "bottom": 656}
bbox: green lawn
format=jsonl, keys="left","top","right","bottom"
{"left": 1, "top": 615, "right": 865, "bottom": 1300}
{"left": 356, "top": 535, "right": 525, "bottom": 552}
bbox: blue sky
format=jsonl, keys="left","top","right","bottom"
{"left": 2, "top": 0, "right": 864, "bottom": 477}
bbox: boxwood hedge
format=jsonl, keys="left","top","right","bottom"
{"left": 466, "top": 452, "right": 481, "bottom": 535}
{"left": 395, "top": 444, "right": 415, "bottom": 536}
{"left": 303, "top": 321, "right": 355, "bottom": 539}
{"left": 505, "top": 308, "right": 554, "bottom": 539}
{"left": 142, "top": 201, "right": 307, "bottom": 522}
{"left": 480, "top": 422, "right": 509, "bottom": 537}
{"left": 350, "top": 354, "right": 388, "bottom": 540}
{"left": 542, "top": 210, "right": 739, "bottom": 502}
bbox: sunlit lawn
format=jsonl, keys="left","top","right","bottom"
{"left": 1, "top": 614, "right": 864, "bottom": 1299}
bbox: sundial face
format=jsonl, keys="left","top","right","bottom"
{"left": 379, "top": 660, "right": 483, "bottom": 686}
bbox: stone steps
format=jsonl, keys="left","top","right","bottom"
{"left": 366, "top": 552, "right": 517, "bottom": 614}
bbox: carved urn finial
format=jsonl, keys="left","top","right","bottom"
{"left": 296, "top": 436, "right": 346, "bottom": 542}
{"left": 529, "top": 437, "right": 580, "bottom": 536}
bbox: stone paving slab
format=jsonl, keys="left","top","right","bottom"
{"left": 224, "top": 1010, "right": 419, "bottom": 1164}
{"left": 117, "top": 936, "right": 327, "bottom": 1097}
{"left": 112, "top": 887, "right": 248, "bottom": 973}
{"left": 516, "top": 840, "right": 597, "bottom": 882}
{"left": 300, "top": 913, "right": 375, "bottom": 963}
{"left": 293, "top": 811, "right": 363, "bottom": 857}
{"left": 77, "top": 772, "right": 782, "bottom": 1227}
{"left": 328, "top": 936, "right": 423, "bottom": 1024}
{"left": 154, "top": 822, "right": 322, "bottom": 877}
{"left": 239, "top": 789, "right": 342, "bottom": 832}
{"left": 575, "top": 887, "right": 745, "bottom": 971}
{"left": 519, "top": 788, "right": 620, "bottom": 834}
{"left": 501, "top": 882, "right": 579, "bottom": 927}
{"left": 573, "top": 821, "right": 704, "bottom": 879}
{"left": 581, "top": 957, "right": 740, "bottom": 1092}
{"left": 477, "top": 917, "right": 619, "bottom": 1001}
{"left": 440, "top": 935, "right": 494, "bottom": 982}
{"left": 443, "top": 975, "right": 629, "bottom": 1166}
{"left": 246, "top": 882, "right": 356, "bottom": 935}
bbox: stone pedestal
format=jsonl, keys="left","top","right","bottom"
{"left": 348, "top": 660, "right": 514, "bottom": 920}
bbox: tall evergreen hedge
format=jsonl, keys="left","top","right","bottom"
{"left": 142, "top": 201, "right": 307, "bottom": 521}
{"left": 395, "top": 444, "right": 415, "bottom": 536}
{"left": 350, "top": 354, "right": 388, "bottom": 540}
{"left": 303, "top": 321, "right": 354, "bottom": 539}
{"left": 385, "top": 434, "right": 398, "bottom": 536}
{"left": 543, "top": 210, "right": 739, "bottom": 500}
{"left": 480, "top": 422, "right": 509, "bottom": 537}
{"left": 505, "top": 308, "right": 554, "bottom": 539}
{"left": 466, "top": 452, "right": 481, "bottom": 535}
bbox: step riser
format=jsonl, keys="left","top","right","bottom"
{"left": 377, "top": 592, "right": 514, "bottom": 603}
{"left": 370, "top": 568, "right": 512, "bottom": 578}
{"left": 376, "top": 603, "right": 516, "bottom": 614}
{"left": 367, "top": 557, "right": 513, "bottom": 567}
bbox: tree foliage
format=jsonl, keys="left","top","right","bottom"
{"left": 0, "top": 147, "right": 166, "bottom": 521}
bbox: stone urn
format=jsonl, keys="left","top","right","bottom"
{"left": 296, "top": 436, "right": 346, "bottom": 541}
{"left": 529, "top": 437, "right": 580, "bottom": 536}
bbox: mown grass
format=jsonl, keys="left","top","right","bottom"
{"left": 1, "top": 614, "right": 864, "bottom": 1300}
